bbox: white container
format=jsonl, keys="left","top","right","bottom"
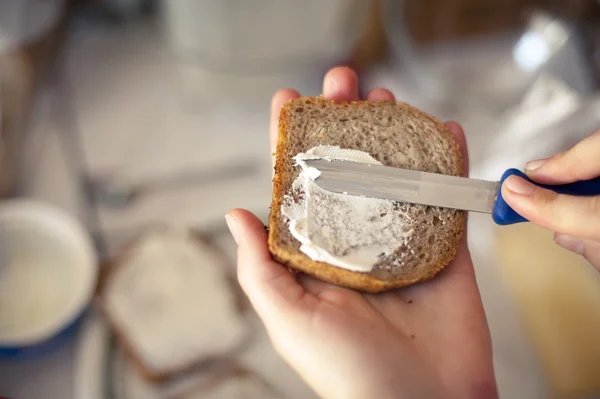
{"left": 162, "top": 0, "right": 367, "bottom": 71}
{"left": 0, "top": 200, "right": 97, "bottom": 355}
{"left": 160, "top": 0, "right": 369, "bottom": 106}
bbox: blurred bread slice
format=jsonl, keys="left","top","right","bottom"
{"left": 114, "top": 344, "right": 284, "bottom": 399}
{"left": 112, "top": 345, "right": 232, "bottom": 399}
{"left": 181, "top": 366, "right": 282, "bottom": 399}
{"left": 97, "top": 226, "right": 249, "bottom": 381}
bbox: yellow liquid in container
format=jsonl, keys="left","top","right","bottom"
{"left": 495, "top": 223, "right": 600, "bottom": 398}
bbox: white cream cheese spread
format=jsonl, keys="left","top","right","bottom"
{"left": 281, "top": 145, "right": 414, "bottom": 273}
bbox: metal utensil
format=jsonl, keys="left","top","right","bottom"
{"left": 305, "top": 159, "right": 600, "bottom": 225}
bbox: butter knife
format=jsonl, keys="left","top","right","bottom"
{"left": 304, "top": 159, "right": 600, "bottom": 225}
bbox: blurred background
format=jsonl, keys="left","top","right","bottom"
{"left": 1, "top": 0, "right": 600, "bottom": 398}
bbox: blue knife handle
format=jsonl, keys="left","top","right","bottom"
{"left": 492, "top": 168, "right": 600, "bottom": 225}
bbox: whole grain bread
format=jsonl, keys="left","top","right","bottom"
{"left": 268, "top": 97, "right": 464, "bottom": 293}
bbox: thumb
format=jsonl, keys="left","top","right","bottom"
{"left": 554, "top": 233, "right": 600, "bottom": 270}
{"left": 501, "top": 175, "right": 600, "bottom": 241}
{"left": 225, "top": 209, "right": 309, "bottom": 324}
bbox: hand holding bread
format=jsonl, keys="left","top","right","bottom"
{"left": 226, "top": 67, "right": 497, "bottom": 399}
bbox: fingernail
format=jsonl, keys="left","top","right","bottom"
{"left": 323, "top": 76, "right": 337, "bottom": 96}
{"left": 525, "top": 158, "right": 548, "bottom": 171}
{"left": 225, "top": 214, "right": 239, "bottom": 244}
{"left": 554, "top": 234, "right": 584, "bottom": 255}
{"left": 504, "top": 175, "right": 536, "bottom": 196}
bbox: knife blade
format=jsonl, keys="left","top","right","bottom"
{"left": 304, "top": 159, "right": 600, "bottom": 225}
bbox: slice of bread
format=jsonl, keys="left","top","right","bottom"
{"left": 96, "top": 227, "right": 250, "bottom": 381}
{"left": 111, "top": 297, "right": 317, "bottom": 399}
{"left": 268, "top": 97, "right": 464, "bottom": 293}
{"left": 111, "top": 346, "right": 230, "bottom": 399}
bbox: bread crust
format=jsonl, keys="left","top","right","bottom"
{"left": 268, "top": 97, "right": 464, "bottom": 293}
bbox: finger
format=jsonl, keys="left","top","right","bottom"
{"left": 270, "top": 89, "right": 301, "bottom": 167}
{"left": 366, "top": 88, "right": 395, "bottom": 102}
{"left": 439, "top": 217, "right": 474, "bottom": 277}
{"left": 502, "top": 176, "right": 600, "bottom": 240}
{"left": 226, "top": 209, "right": 313, "bottom": 322}
{"left": 442, "top": 121, "right": 473, "bottom": 276}
{"left": 444, "top": 121, "right": 469, "bottom": 177}
{"left": 322, "top": 66, "right": 360, "bottom": 102}
{"left": 554, "top": 233, "right": 600, "bottom": 269}
{"left": 525, "top": 130, "right": 600, "bottom": 184}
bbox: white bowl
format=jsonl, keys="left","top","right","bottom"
{"left": 0, "top": 200, "right": 97, "bottom": 354}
